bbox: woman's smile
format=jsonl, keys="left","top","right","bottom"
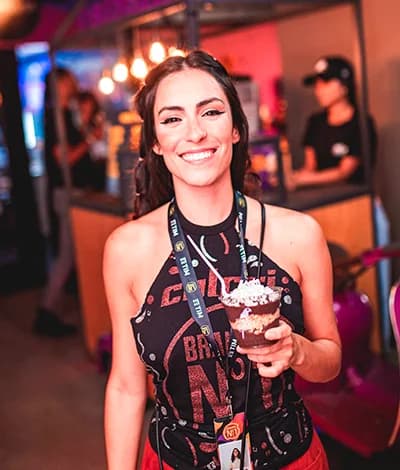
{"left": 180, "top": 149, "right": 215, "bottom": 163}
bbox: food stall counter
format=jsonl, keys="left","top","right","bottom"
{"left": 70, "top": 183, "right": 379, "bottom": 357}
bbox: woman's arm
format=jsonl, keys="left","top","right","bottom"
{"left": 285, "top": 147, "right": 316, "bottom": 191}
{"left": 292, "top": 154, "right": 359, "bottom": 188}
{"left": 281, "top": 214, "right": 341, "bottom": 382}
{"left": 53, "top": 139, "right": 91, "bottom": 167}
{"left": 103, "top": 227, "right": 148, "bottom": 470}
{"left": 238, "top": 212, "right": 341, "bottom": 383}
{"left": 303, "top": 146, "right": 317, "bottom": 171}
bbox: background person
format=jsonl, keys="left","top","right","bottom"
{"left": 33, "top": 68, "right": 97, "bottom": 337}
{"left": 76, "top": 90, "right": 107, "bottom": 191}
{"left": 103, "top": 50, "right": 340, "bottom": 469}
{"left": 288, "top": 56, "right": 377, "bottom": 190}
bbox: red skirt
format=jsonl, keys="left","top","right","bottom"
{"left": 140, "top": 429, "right": 329, "bottom": 470}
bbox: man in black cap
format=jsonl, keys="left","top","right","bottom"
{"left": 288, "top": 55, "right": 376, "bottom": 189}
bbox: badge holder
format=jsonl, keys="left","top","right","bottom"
{"left": 213, "top": 358, "right": 253, "bottom": 470}
{"left": 214, "top": 413, "right": 252, "bottom": 470}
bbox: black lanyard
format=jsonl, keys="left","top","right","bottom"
{"left": 167, "top": 191, "right": 248, "bottom": 374}
{"left": 234, "top": 191, "right": 248, "bottom": 282}
{"left": 165, "top": 192, "right": 255, "bottom": 470}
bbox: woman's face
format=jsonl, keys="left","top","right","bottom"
{"left": 58, "top": 74, "right": 78, "bottom": 107}
{"left": 79, "top": 99, "right": 96, "bottom": 125}
{"left": 152, "top": 68, "right": 239, "bottom": 191}
{"left": 313, "top": 78, "right": 348, "bottom": 108}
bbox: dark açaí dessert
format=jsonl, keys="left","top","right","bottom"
{"left": 221, "top": 280, "right": 282, "bottom": 348}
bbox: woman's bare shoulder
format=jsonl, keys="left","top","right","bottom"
{"left": 104, "top": 204, "right": 169, "bottom": 260}
{"left": 265, "top": 203, "right": 326, "bottom": 248}
{"left": 245, "top": 196, "right": 323, "bottom": 246}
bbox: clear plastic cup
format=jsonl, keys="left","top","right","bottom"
{"left": 221, "top": 282, "right": 283, "bottom": 348}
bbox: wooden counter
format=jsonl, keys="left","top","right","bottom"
{"left": 70, "top": 206, "right": 124, "bottom": 357}
{"left": 70, "top": 185, "right": 380, "bottom": 357}
{"left": 306, "top": 195, "right": 379, "bottom": 352}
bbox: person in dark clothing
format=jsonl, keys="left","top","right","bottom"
{"left": 76, "top": 90, "right": 107, "bottom": 191}
{"left": 103, "top": 50, "right": 340, "bottom": 469}
{"left": 33, "top": 67, "right": 94, "bottom": 337}
{"left": 289, "top": 56, "right": 377, "bottom": 189}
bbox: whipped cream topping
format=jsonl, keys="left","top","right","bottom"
{"left": 221, "top": 279, "right": 281, "bottom": 307}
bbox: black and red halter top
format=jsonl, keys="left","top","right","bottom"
{"left": 131, "top": 202, "right": 313, "bottom": 469}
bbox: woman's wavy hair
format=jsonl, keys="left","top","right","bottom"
{"left": 134, "top": 49, "right": 250, "bottom": 217}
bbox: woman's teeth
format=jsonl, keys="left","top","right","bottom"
{"left": 182, "top": 150, "right": 213, "bottom": 162}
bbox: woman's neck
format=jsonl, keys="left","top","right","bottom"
{"left": 174, "top": 184, "right": 235, "bottom": 226}
{"left": 327, "top": 99, "right": 354, "bottom": 125}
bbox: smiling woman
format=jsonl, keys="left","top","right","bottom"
{"left": 103, "top": 50, "right": 339, "bottom": 470}
{"left": 151, "top": 68, "right": 240, "bottom": 201}
{"left": 133, "top": 51, "right": 249, "bottom": 218}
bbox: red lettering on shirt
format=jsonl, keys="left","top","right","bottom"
{"left": 183, "top": 336, "right": 198, "bottom": 362}
{"left": 161, "top": 283, "right": 183, "bottom": 307}
{"left": 188, "top": 362, "right": 228, "bottom": 422}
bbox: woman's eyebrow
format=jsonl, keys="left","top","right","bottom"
{"left": 157, "top": 97, "right": 225, "bottom": 116}
{"left": 196, "top": 97, "right": 225, "bottom": 108}
{"left": 158, "top": 105, "right": 182, "bottom": 116}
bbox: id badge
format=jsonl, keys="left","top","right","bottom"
{"left": 213, "top": 412, "right": 253, "bottom": 470}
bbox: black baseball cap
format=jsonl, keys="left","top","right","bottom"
{"left": 303, "top": 56, "right": 354, "bottom": 86}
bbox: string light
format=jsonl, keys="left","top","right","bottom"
{"left": 149, "top": 41, "right": 166, "bottom": 64}
{"left": 98, "top": 74, "right": 115, "bottom": 95}
{"left": 130, "top": 57, "right": 148, "bottom": 80}
{"left": 130, "top": 28, "right": 149, "bottom": 80}
{"left": 108, "top": 28, "right": 187, "bottom": 81}
{"left": 112, "top": 60, "right": 129, "bottom": 82}
{"left": 168, "top": 46, "right": 186, "bottom": 57}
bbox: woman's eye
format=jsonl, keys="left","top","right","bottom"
{"left": 203, "top": 109, "right": 225, "bottom": 117}
{"left": 160, "top": 116, "right": 181, "bottom": 125}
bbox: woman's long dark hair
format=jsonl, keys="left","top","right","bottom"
{"left": 134, "top": 50, "right": 250, "bottom": 217}
{"left": 231, "top": 447, "right": 241, "bottom": 462}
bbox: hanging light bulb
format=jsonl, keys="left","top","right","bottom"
{"left": 149, "top": 41, "right": 166, "bottom": 64}
{"left": 98, "top": 74, "right": 115, "bottom": 95}
{"left": 130, "top": 56, "right": 148, "bottom": 80}
{"left": 168, "top": 46, "right": 186, "bottom": 57}
{"left": 112, "top": 60, "right": 129, "bottom": 82}
{"left": 130, "top": 28, "right": 149, "bottom": 80}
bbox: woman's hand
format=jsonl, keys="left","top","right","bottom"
{"left": 236, "top": 319, "right": 302, "bottom": 378}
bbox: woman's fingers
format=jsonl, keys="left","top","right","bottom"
{"left": 236, "top": 322, "right": 296, "bottom": 376}
{"left": 264, "top": 319, "right": 292, "bottom": 340}
{"left": 242, "top": 345, "right": 292, "bottom": 365}
{"left": 256, "top": 360, "right": 287, "bottom": 378}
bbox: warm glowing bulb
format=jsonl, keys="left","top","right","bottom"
{"left": 168, "top": 46, "right": 185, "bottom": 57}
{"left": 130, "top": 57, "right": 148, "bottom": 80}
{"left": 149, "top": 41, "right": 166, "bottom": 64}
{"left": 98, "top": 76, "right": 115, "bottom": 95}
{"left": 112, "top": 62, "right": 128, "bottom": 82}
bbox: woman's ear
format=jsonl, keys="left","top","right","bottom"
{"left": 232, "top": 128, "right": 240, "bottom": 144}
{"left": 152, "top": 142, "right": 162, "bottom": 155}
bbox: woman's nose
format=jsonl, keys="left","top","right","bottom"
{"left": 186, "top": 118, "right": 206, "bottom": 142}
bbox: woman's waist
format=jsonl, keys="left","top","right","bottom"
{"left": 150, "top": 391, "right": 307, "bottom": 434}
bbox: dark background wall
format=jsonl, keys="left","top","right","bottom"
{"left": 0, "top": 50, "right": 45, "bottom": 291}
